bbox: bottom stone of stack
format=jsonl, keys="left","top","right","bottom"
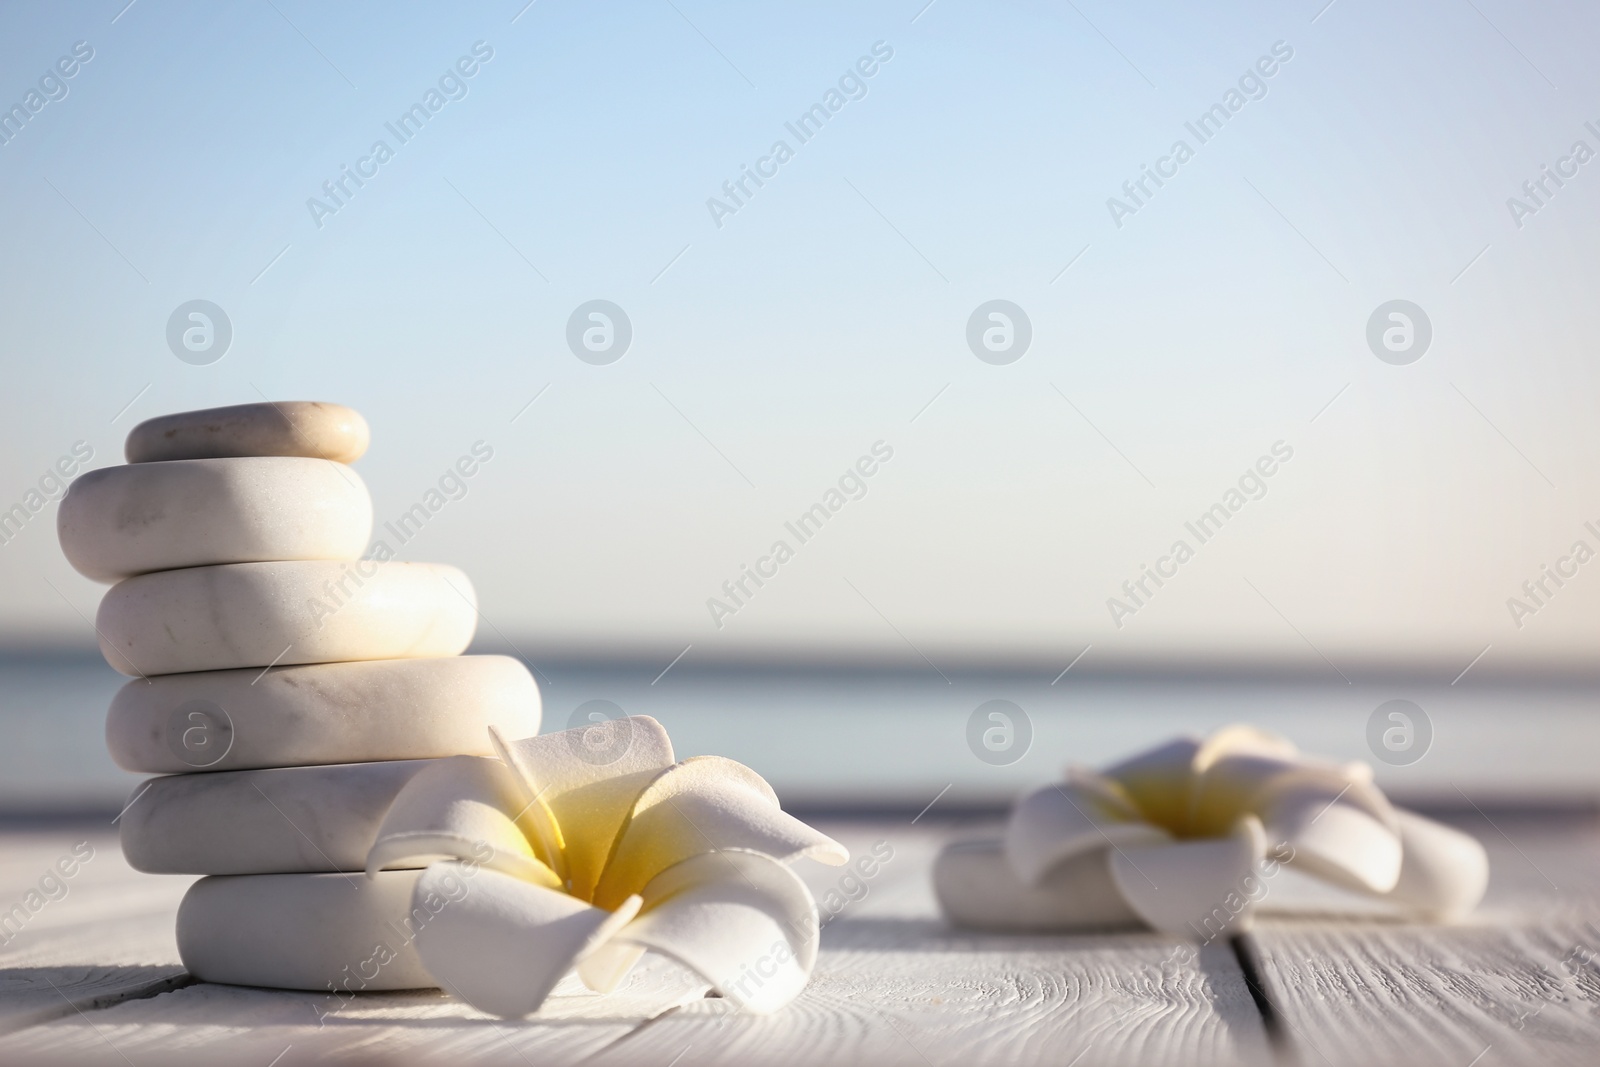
{"left": 177, "top": 870, "right": 437, "bottom": 991}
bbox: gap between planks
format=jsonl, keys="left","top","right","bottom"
{"left": 0, "top": 967, "right": 196, "bottom": 1037}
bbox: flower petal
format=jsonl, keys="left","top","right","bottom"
{"left": 1002, "top": 778, "right": 1166, "bottom": 886}
{"left": 1101, "top": 726, "right": 1293, "bottom": 829}
{"left": 935, "top": 837, "right": 1141, "bottom": 931}
{"left": 608, "top": 849, "right": 820, "bottom": 1014}
{"left": 576, "top": 941, "right": 649, "bottom": 994}
{"left": 1099, "top": 736, "right": 1203, "bottom": 830}
{"left": 1107, "top": 727, "right": 1300, "bottom": 837}
{"left": 1256, "top": 774, "right": 1402, "bottom": 894}
{"left": 1187, "top": 753, "right": 1302, "bottom": 838}
{"left": 491, "top": 716, "right": 675, "bottom": 898}
{"left": 591, "top": 756, "right": 847, "bottom": 912}
{"left": 1191, "top": 724, "right": 1299, "bottom": 772}
{"left": 1378, "top": 808, "right": 1489, "bottom": 920}
{"left": 1108, "top": 814, "right": 1267, "bottom": 937}
{"left": 364, "top": 755, "right": 559, "bottom": 888}
{"left": 412, "top": 861, "right": 641, "bottom": 1018}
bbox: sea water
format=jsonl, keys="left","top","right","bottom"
{"left": 2, "top": 648, "right": 1596, "bottom": 813}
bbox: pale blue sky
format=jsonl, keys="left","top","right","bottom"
{"left": 3, "top": 0, "right": 1598, "bottom": 674}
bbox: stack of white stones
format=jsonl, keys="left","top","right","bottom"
{"left": 57, "top": 402, "right": 541, "bottom": 991}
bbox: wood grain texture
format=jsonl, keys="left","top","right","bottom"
{"left": 0, "top": 957, "right": 710, "bottom": 1065}
{"left": 591, "top": 925, "right": 1271, "bottom": 1067}
{"left": 0, "top": 832, "right": 189, "bottom": 966}
{"left": 1251, "top": 813, "right": 1600, "bottom": 1067}
{"left": 0, "top": 829, "right": 194, "bottom": 1037}
{"left": 0, "top": 821, "right": 1272, "bottom": 1065}
{"left": 22, "top": 818, "right": 1590, "bottom": 1066}
{"left": 591, "top": 824, "right": 1272, "bottom": 1067}
{"left": 0, "top": 966, "right": 193, "bottom": 1037}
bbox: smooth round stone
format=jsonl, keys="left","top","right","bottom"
{"left": 96, "top": 559, "right": 477, "bottom": 676}
{"left": 106, "top": 655, "right": 540, "bottom": 773}
{"left": 126, "top": 401, "right": 370, "bottom": 464}
{"left": 59, "top": 456, "right": 372, "bottom": 583}
{"left": 121, "top": 760, "right": 434, "bottom": 875}
{"left": 934, "top": 838, "right": 1140, "bottom": 932}
{"left": 178, "top": 871, "right": 435, "bottom": 991}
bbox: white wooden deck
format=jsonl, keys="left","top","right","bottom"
{"left": 0, "top": 812, "right": 1594, "bottom": 1066}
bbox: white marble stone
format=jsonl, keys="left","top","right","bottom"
{"left": 96, "top": 559, "right": 477, "bottom": 676}
{"left": 125, "top": 401, "right": 370, "bottom": 464}
{"left": 59, "top": 456, "right": 373, "bottom": 583}
{"left": 177, "top": 870, "right": 436, "bottom": 991}
{"left": 120, "top": 760, "right": 434, "bottom": 874}
{"left": 106, "top": 655, "right": 540, "bottom": 773}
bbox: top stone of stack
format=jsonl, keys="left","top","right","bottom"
{"left": 126, "top": 401, "right": 370, "bottom": 464}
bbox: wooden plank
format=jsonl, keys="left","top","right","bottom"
{"left": 0, "top": 828, "right": 194, "bottom": 1037}
{"left": 0, "top": 821, "right": 1273, "bottom": 1065}
{"left": 0, "top": 959, "right": 708, "bottom": 1066}
{"left": 591, "top": 929, "right": 1271, "bottom": 1067}
{"left": 20, "top": 818, "right": 1597, "bottom": 1066}
{"left": 0, "top": 829, "right": 191, "bottom": 965}
{"left": 594, "top": 823, "right": 1274, "bottom": 1066}
{"left": 0, "top": 967, "right": 193, "bottom": 1038}
{"left": 1252, "top": 813, "right": 1600, "bottom": 1067}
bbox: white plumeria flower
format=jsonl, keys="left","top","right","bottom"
{"left": 935, "top": 725, "right": 1488, "bottom": 938}
{"left": 365, "top": 715, "right": 848, "bottom": 1017}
